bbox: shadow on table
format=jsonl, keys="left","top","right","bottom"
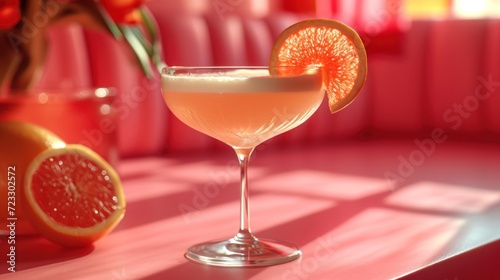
{"left": 0, "top": 236, "right": 94, "bottom": 274}
{"left": 141, "top": 261, "right": 268, "bottom": 280}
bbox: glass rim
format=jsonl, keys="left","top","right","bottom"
{"left": 161, "top": 65, "right": 322, "bottom": 74}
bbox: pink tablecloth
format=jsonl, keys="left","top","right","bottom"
{"left": 3, "top": 139, "right": 500, "bottom": 279}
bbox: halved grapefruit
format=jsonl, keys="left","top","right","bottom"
{"left": 23, "top": 144, "right": 126, "bottom": 247}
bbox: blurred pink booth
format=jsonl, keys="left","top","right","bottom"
{"left": 19, "top": 3, "right": 500, "bottom": 280}
{"left": 38, "top": 15, "right": 500, "bottom": 158}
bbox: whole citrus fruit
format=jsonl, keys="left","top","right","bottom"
{"left": 0, "top": 121, "right": 66, "bottom": 235}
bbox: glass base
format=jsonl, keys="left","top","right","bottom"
{"left": 185, "top": 236, "right": 301, "bottom": 267}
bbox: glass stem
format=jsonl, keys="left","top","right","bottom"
{"left": 234, "top": 147, "right": 257, "bottom": 243}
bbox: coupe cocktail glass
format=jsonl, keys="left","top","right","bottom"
{"left": 161, "top": 66, "right": 324, "bottom": 267}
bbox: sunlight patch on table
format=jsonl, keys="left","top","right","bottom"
{"left": 254, "top": 170, "right": 391, "bottom": 200}
{"left": 385, "top": 181, "right": 500, "bottom": 213}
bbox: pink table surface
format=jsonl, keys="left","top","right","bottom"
{"left": 2, "top": 139, "right": 500, "bottom": 279}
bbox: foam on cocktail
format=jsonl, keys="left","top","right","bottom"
{"left": 162, "top": 68, "right": 324, "bottom": 94}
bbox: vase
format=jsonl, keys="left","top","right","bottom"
{"left": 0, "top": 88, "right": 118, "bottom": 165}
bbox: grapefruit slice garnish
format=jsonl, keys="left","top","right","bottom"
{"left": 269, "top": 19, "right": 367, "bottom": 113}
{"left": 23, "top": 144, "right": 126, "bottom": 247}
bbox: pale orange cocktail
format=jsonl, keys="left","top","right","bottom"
{"left": 161, "top": 66, "right": 324, "bottom": 267}
{"left": 162, "top": 67, "right": 324, "bottom": 149}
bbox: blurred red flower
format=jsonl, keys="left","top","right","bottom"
{"left": 0, "top": 0, "right": 21, "bottom": 29}
{"left": 100, "top": 0, "right": 145, "bottom": 24}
